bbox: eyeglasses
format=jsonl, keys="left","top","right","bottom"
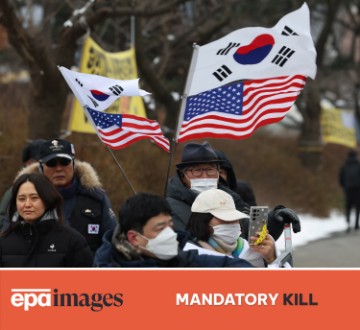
{"left": 44, "top": 158, "right": 72, "bottom": 168}
{"left": 185, "top": 167, "right": 218, "bottom": 178}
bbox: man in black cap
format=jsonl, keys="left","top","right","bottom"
{"left": 15, "top": 138, "right": 117, "bottom": 254}
{"left": 166, "top": 141, "right": 300, "bottom": 241}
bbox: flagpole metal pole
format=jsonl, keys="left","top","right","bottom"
{"left": 163, "top": 138, "right": 176, "bottom": 197}
{"left": 175, "top": 43, "right": 200, "bottom": 142}
{"left": 82, "top": 106, "right": 137, "bottom": 195}
{"left": 162, "top": 44, "right": 200, "bottom": 196}
{"left": 130, "top": 16, "right": 135, "bottom": 47}
{"left": 105, "top": 146, "right": 137, "bottom": 195}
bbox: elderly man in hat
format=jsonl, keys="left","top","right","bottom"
{"left": 166, "top": 141, "right": 300, "bottom": 241}
{"left": 15, "top": 139, "right": 117, "bottom": 254}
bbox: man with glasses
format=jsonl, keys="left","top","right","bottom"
{"left": 166, "top": 141, "right": 248, "bottom": 232}
{"left": 166, "top": 141, "right": 300, "bottom": 241}
{"left": 15, "top": 139, "right": 116, "bottom": 254}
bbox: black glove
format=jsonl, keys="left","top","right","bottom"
{"left": 271, "top": 205, "right": 301, "bottom": 233}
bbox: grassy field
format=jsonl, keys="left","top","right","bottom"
{"left": 0, "top": 82, "right": 348, "bottom": 218}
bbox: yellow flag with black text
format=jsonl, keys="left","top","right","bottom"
{"left": 69, "top": 36, "right": 147, "bottom": 133}
{"left": 320, "top": 100, "right": 357, "bottom": 149}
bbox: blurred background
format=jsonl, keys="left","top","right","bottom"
{"left": 0, "top": 0, "right": 359, "bottom": 217}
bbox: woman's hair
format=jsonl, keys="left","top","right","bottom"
{"left": 7, "top": 173, "right": 64, "bottom": 225}
{"left": 186, "top": 212, "right": 214, "bottom": 241}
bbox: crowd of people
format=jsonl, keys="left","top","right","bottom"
{"left": 0, "top": 139, "right": 301, "bottom": 268}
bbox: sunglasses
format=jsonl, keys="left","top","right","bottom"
{"left": 44, "top": 158, "right": 72, "bottom": 168}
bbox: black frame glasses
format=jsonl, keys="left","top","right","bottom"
{"left": 185, "top": 167, "right": 218, "bottom": 177}
{"left": 44, "top": 158, "right": 72, "bottom": 168}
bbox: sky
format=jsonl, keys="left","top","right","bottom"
{"left": 275, "top": 209, "right": 348, "bottom": 253}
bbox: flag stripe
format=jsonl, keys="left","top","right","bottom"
{"left": 86, "top": 107, "right": 170, "bottom": 152}
{"left": 177, "top": 75, "right": 305, "bottom": 142}
{"left": 98, "top": 129, "right": 170, "bottom": 153}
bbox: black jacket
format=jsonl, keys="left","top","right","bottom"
{"left": 15, "top": 161, "right": 117, "bottom": 253}
{"left": 93, "top": 229, "right": 253, "bottom": 268}
{"left": 339, "top": 154, "right": 360, "bottom": 190}
{"left": 166, "top": 171, "right": 248, "bottom": 232}
{"left": 215, "top": 150, "right": 257, "bottom": 206}
{"left": 166, "top": 171, "right": 284, "bottom": 241}
{"left": 0, "top": 219, "right": 93, "bottom": 267}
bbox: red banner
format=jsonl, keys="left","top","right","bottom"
{"left": 0, "top": 269, "right": 356, "bottom": 329}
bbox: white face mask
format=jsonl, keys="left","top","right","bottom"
{"left": 140, "top": 227, "right": 179, "bottom": 260}
{"left": 190, "top": 178, "right": 218, "bottom": 194}
{"left": 212, "top": 223, "right": 242, "bottom": 245}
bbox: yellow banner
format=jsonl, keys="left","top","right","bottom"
{"left": 69, "top": 37, "right": 147, "bottom": 133}
{"left": 320, "top": 101, "right": 356, "bottom": 149}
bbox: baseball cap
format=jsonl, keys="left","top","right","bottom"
{"left": 191, "top": 188, "right": 248, "bottom": 221}
{"left": 39, "top": 139, "right": 75, "bottom": 163}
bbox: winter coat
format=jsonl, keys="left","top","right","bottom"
{"left": 166, "top": 171, "right": 284, "bottom": 241}
{"left": 339, "top": 155, "right": 360, "bottom": 190}
{"left": 14, "top": 161, "right": 117, "bottom": 253}
{"left": 166, "top": 171, "right": 249, "bottom": 232}
{"left": 0, "top": 218, "right": 93, "bottom": 267}
{"left": 93, "top": 228, "right": 253, "bottom": 268}
{"left": 215, "top": 150, "right": 257, "bottom": 206}
{"left": 0, "top": 187, "right": 12, "bottom": 230}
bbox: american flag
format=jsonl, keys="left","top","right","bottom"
{"left": 86, "top": 107, "right": 170, "bottom": 152}
{"left": 176, "top": 75, "right": 306, "bottom": 142}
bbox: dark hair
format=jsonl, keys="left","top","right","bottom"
{"left": 119, "top": 193, "right": 172, "bottom": 234}
{"left": 186, "top": 212, "right": 214, "bottom": 241}
{"left": 8, "top": 173, "right": 64, "bottom": 225}
{"left": 22, "top": 139, "right": 46, "bottom": 163}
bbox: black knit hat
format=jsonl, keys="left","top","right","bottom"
{"left": 176, "top": 141, "right": 223, "bottom": 169}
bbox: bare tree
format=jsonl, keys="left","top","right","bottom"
{"left": 1, "top": 0, "right": 359, "bottom": 168}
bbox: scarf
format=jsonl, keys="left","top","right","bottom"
{"left": 207, "top": 236, "right": 245, "bottom": 257}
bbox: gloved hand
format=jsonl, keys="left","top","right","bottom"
{"left": 271, "top": 205, "right": 301, "bottom": 233}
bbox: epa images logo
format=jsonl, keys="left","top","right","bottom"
{"left": 10, "top": 288, "right": 124, "bottom": 312}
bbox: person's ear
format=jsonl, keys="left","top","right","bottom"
{"left": 127, "top": 230, "right": 141, "bottom": 246}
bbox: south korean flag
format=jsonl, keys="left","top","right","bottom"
{"left": 88, "top": 224, "right": 100, "bottom": 235}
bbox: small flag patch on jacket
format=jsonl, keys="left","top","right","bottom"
{"left": 88, "top": 224, "right": 100, "bottom": 234}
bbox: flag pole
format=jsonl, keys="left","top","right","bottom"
{"left": 163, "top": 138, "right": 176, "bottom": 197}
{"left": 82, "top": 106, "right": 137, "bottom": 195}
{"left": 105, "top": 146, "right": 137, "bottom": 195}
{"left": 174, "top": 43, "right": 200, "bottom": 142}
{"left": 130, "top": 15, "right": 135, "bottom": 47}
{"left": 162, "top": 44, "right": 200, "bottom": 196}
